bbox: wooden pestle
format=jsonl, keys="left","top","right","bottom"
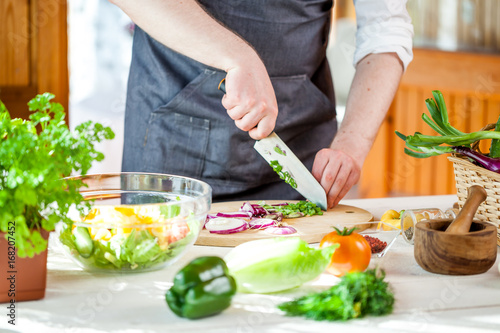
{"left": 445, "top": 185, "right": 487, "bottom": 234}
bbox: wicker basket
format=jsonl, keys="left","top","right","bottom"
{"left": 448, "top": 123, "right": 500, "bottom": 245}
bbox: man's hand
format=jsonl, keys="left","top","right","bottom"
{"left": 221, "top": 65, "right": 278, "bottom": 140}
{"left": 312, "top": 148, "right": 361, "bottom": 209}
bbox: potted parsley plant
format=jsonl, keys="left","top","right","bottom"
{"left": 0, "top": 93, "right": 114, "bottom": 302}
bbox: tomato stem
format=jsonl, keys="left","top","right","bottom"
{"left": 332, "top": 226, "right": 358, "bottom": 236}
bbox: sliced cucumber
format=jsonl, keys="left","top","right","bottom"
{"left": 73, "top": 226, "right": 94, "bottom": 258}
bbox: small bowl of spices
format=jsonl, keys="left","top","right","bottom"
{"left": 363, "top": 235, "right": 388, "bottom": 254}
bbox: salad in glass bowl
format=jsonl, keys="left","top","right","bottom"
{"left": 56, "top": 173, "right": 211, "bottom": 272}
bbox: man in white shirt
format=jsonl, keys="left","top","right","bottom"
{"left": 110, "top": 0, "right": 413, "bottom": 207}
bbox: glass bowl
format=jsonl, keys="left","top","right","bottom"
{"left": 56, "top": 173, "right": 211, "bottom": 273}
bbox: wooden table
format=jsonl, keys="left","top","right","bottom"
{"left": 2, "top": 195, "right": 499, "bottom": 333}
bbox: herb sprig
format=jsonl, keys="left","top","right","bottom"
{"left": 278, "top": 269, "right": 394, "bottom": 321}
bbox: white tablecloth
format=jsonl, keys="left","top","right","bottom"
{"left": 2, "top": 195, "right": 500, "bottom": 333}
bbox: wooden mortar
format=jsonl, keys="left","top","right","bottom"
{"left": 414, "top": 185, "right": 497, "bottom": 275}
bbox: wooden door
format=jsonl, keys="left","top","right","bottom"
{"left": 0, "top": 0, "right": 68, "bottom": 119}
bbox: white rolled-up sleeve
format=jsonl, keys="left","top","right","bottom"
{"left": 353, "top": 0, "right": 414, "bottom": 70}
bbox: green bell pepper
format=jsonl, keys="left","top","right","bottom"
{"left": 165, "top": 256, "right": 237, "bottom": 319}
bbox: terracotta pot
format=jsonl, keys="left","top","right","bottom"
{"left": 0, "top": 230, "right": 50, "bottom": 303}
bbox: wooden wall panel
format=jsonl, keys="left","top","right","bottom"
{"left": 470, "top": 97, "right": 488, "bottom": 151}
{"left": 0, "top": 0, "right": 68, "bottom": 121}
{"left": 409, "top": 89, "right": 424, "bottom": 194}
{"left": 400, "top": 50, "right": 500, "bottom": 96}
{"left": 37, "top": 0, "right": 68, "bottom": 110}
{"left": 358, "top": 110, "right": 389, "bottom": 199}
{"left": 389, "top": 89, "right": 411, "bottom": 195}
{"left": 0, "top": 0, "right": 30, "bottom": 86}
{"left": 483, "top": 100, "right": 500, "bottom": 152}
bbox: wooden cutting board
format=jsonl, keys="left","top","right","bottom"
{"left": 195, "top": 200, "right": 374, "bottom": 247}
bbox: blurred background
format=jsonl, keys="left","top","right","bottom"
{"left": 1, "top": 0, "right": 499, "bottom": 199}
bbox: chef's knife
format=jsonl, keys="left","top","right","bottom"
{"left": 219, "top": 79, "right": 328, "bottom": 210}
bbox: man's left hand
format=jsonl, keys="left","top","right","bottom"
{"left": 312, "top": 148, "right": 361, "bottom": 209}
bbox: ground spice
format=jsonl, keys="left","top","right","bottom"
{"left": 404, "top": 226, "right": 414, "bottom": 242}
{"left": 363, "top": 235, "right": 387, "bottom": 254}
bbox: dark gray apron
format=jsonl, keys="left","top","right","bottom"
{"left": 122, "top": 0, "right": 337, "bottom": 202}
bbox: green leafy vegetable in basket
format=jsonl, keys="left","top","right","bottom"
{"left": 278, "top": 269, "right": 394, "bottom": 321}
{"left": 396, "top": 90, "right": 500, "bottom": 173}
{"left": 490, "top": 114, "right": 500, "bottom": 158}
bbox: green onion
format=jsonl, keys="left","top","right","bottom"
{"left": 407, "top": 131, "right": 500, "bottom": 146}
{"left": 490, "top": 115, "right": 500, "bottom": 158}
{"left": 396, "top": 90, "right": 500, "bottom": 174}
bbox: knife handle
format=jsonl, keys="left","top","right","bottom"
{"left": 218, "top": 78, "right": 226, "bottom": 94}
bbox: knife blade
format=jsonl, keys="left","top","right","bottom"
{"left": 253, "top": 133, "right": 327, "bottom": 210}
{"left": 218, "top": 79, "right": 327, "bottom": 210}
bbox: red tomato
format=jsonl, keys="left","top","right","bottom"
{"left": 319, "top": 227, "right": 371, "bottom": 277}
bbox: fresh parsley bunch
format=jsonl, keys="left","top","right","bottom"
{"left": 0, "top": 93, "right": 114, "bottom": 257}
{"left": 278, "top": 269, "right": 394, "bottom": 321}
